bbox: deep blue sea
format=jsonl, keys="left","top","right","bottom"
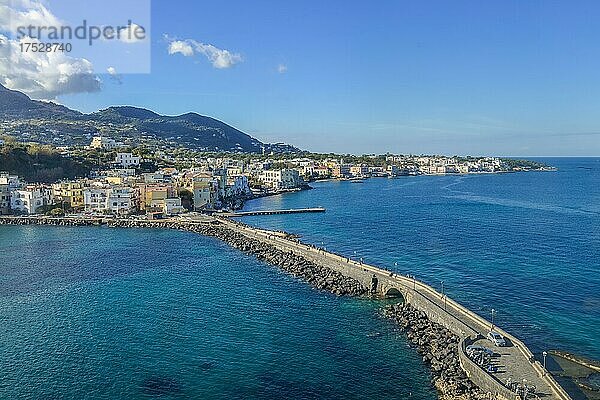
{"left": 0, "top": 157, "right": 598, "bottom": 399}
{"left": 0, "top": 223, "right": 434, "bottom": 399}
{"left": 241, "top": 158, "right": 600, "bottom": 360}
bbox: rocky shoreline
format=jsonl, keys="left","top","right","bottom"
{"left": 0, "top": 217, "right": 367, "bottom": 297}
{"left": 383, "top": 303, "right": 488, "bottom": 400}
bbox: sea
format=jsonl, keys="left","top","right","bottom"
{"left": 0, "top": 157, "right": 598, "bottom": 399}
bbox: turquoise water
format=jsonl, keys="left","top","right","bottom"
{"left": 241, "top": 158, "right": 600, "bottom": 361}
{"left": 0, "top": 226, "right": 436, "bottom": 399}
{"left": 1, "top": 157, "right": 598, "bottom": 399}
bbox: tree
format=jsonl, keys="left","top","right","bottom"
{"left": 49, "top": 208, "right": 65, "bottom": 217}
{"left": 178, "top": 189, "right": 194, "bottom": 211}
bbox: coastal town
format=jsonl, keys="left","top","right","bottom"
{"left": 0, "top": 135, "right": 552, "bottom": 217}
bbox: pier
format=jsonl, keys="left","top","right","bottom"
{"left": 0, "top": 215, "right": 575, "bottom": 400}
{"left": 222, "top": 207, "right": 326, "bottom": 217}
{"left": 218, "top": 218, "right": 573, "bottom": 400}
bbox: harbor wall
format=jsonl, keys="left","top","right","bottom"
{"left": 0, "top": 215, "right": 572, "bottom": 400}
{"left": 458, "top": 337, "right": 521, "bottom": 400}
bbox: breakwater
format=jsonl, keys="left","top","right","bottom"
{"left": 0, "top": 216, "right": 573, "bottom": 400}
{"left": 0, "top": 217, "right": 367, "bottom": 297}
{"left": 383, "top": 303, "right": 488, "bottom": 400}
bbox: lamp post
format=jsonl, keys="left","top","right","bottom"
{"left": 543, "top": 351, "right": 548, "bottom": 374}
{"left": 441, "top": 280, "right": 446, "bottom": 310}
{"left": 490, "top": 308, "right": 496, "bottom": 331}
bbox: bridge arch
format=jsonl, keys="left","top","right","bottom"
{"left": 384, "top": 287, "right": 403, "bottom": 298}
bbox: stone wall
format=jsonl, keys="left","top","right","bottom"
{"left": 458, "top": 337, "right": 520, "bottom": 400}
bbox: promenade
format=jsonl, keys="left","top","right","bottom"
{"left": 0, "top": 215, "right": 574, "bottom": 400}
{"left": 218, "top": 218, "right": 572, "bottom": 400}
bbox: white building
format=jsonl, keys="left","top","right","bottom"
{"left": 350, "top": 165, "right": 369, "bottom": 177}
{"left": 226, "top": 166, "right": 244, "bottom": 176}
{"left": 84, "top": 186, "right": 136, "bottom": 215}
{"left": 115, "top": 153, "right": 141, "bottom": 168}
{"left": 143, "top": 172, "right": 167, "bottom": 184}
{"left": 83, "top": 187, "right": 110, "bottom": 213}
{"left": 164, "top": 198, "right": 185, "bottom": 215}
{"left": 225, "top": 175, "right": 251, "bottom": 198}
{"left": 259, "top": 169, "right": 302, "bottom": 191}
{"left": 107, "top": 187, "right": 136, "bottom": 215}
{"left": 0, "top": 172, "right": 21, "bottom": 189}
{"left": 90, "top": 136, "right": 121, "bottom": 150}
{"left": 10, "top": 185, "right": 50, "bottom": 215}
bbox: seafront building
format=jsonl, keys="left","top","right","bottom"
{"left": 0, "top": 153, "right": 516, "bottom": 216}
{"left": 52, "top": 181, "right": 85, "bottom": 210}
{"left": 138, "top": 184, "right": 184, "bottom": 216}
{"left": 10, "top": 185, "right": 51, "bottom": 215}
{"left": 331, "top": 164, "right": 351, "bottom": 178}
{"left": 350, "top": 165, "right": 369, "bottom": 177}
{"left": 258, "top": 169, "right": 302, "bottom": 191}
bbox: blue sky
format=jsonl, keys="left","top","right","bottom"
{"left": 40, "top": 1, "right": 600, "bottom": 155}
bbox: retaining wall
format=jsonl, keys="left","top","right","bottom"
{"left": 458, "top": 337, "right": 521, "bottom": 400}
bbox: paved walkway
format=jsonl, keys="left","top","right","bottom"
{"left": 221, "top": 219, "right": 570, "bottom": 400}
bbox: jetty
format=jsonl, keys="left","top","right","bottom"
{"left": 222, "top": 207, "right": 326, "bottom": 217}
{"left": 218, "top": 218, "right": 572, "bottom": 400}
{"left": 0, "top": 215, "right": 574, "bottom": 400}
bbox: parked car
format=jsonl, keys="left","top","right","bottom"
{"left": 487, "top": 331, "right": 507, "bottom": 347}
{"left": 466, "top": 344, "right": 495, "bottom": 356}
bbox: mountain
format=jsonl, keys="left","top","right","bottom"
{"left": 0, "top": 84, "right": 299, "bottom": 153}
{"left": 0, "top": 84, "right": 79, "bottom": 119}
{"left": 90, "top": 106, "right": 266, "bottom": 152}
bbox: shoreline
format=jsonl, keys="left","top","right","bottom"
{"left": 0, "top": 215, "right": 576, "bottom": 400}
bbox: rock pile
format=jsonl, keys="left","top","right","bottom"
{"left": 2, "top": 216, "right": 493, "bottom": 400}
{"left": 383, "top": 303, "right": 488, "bottom": 400}
{"left": 186, "top": 221, "right": 367, "bottom": 297}
{"left": 0, "top": 217, "right": 99, "bottom": 226}
{"left": 0, "top": 217, "right": 367, "bottom": 297}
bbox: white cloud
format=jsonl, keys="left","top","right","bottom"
{"left": 168, "top": 40, "right": 194, "bottom": 57}
{"left": 193, "top": 42, "right": 243, "bottom": 69}
{"left": 106, "top": 66, "right": 122, "bottom": 84}
{"left": 0, "top": 35, "right": 101, "bottom": 100}
{"left": 165, "top": 36, "right": 242, "bottom": 69}
{"left": 277, "top": 64, "right": 287, "bottom": 74}
{"left": 0, "top": 0, "right": 62, "bottom": 34}
{"left": 117, "top": 23, "right": 147, "bottom": 44}
{"left": 0, "top": 1, "right": 102, "bottom": 99}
